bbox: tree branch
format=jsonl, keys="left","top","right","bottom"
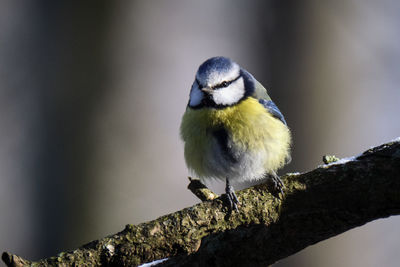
{"left": 3, "top": 138, "right": 400, "bottom": 267}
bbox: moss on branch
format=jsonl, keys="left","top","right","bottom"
{"left": 3, "top": 138, "right": 400, "bottom": 266}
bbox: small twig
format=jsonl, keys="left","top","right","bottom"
{"left": 187, "top": 177, "right": 219, "bottom": 202}
{"left": 322, "top": 154, "right": 339, "bottom": 164}
{"left": 2, "top": 252, "right": 29, "bottom": 267}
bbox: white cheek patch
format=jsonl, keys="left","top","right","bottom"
{"left": 189, "top": 81, "right": 204, "bottom": 107}
{"left": 212, "top": 77, "right": 245, "bottom": 106}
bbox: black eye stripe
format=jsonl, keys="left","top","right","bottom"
{"left": 195, "top": 78, "right": 202, "bottom": 88}
{"left": 213, "top": 75, "right": 241, "bottom": 89}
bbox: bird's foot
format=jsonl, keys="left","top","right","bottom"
{"left": 225, "top": 180, "right": 240, "bottom": 212}
{"left": 268, "top": 172, "right": 285, "bottom": 198}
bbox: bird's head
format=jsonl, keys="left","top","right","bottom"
{"left": 188, "top": 57, "right": 254, "bottom": 108}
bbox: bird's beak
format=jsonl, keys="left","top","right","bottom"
{"left": 201, "top": 87, "right": 213, "bottom": 94}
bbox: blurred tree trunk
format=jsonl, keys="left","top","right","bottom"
{"left": 24, "top": 1, "right": 115, "bottom": 259}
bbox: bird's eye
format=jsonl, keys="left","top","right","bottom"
{"left": 221, "top": 81, "right": 228, "bottom": 87}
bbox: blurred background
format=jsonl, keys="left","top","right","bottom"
{"left": 1, "top": 0, "right": 399, "bottom": 266}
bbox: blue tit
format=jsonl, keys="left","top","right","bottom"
{"left": 180, "top": 56, "right": 291, "bottom": 211}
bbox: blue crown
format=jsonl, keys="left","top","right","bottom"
{"left": 197, "top": 56, "right": 234, "bottom": 78}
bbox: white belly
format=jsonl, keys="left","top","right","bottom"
{"left": 200, "top": 137, "right": 269, "bottom": 182}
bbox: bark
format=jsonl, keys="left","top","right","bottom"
{"left": 3, "top": 138, "right": 400, "bottom": 267}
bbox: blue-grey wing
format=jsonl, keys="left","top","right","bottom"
{"left": 259, "top": 99, "right": 287, "bottom": 125}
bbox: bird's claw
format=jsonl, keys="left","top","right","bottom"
{"left": 269, "top": 172, "right": 285, "bottom": 197}
{"left": 225, "top": 183, "right": 240, "bottom": 212}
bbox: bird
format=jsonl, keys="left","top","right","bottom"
{"left": 180, "top": 56, "right": 291, "bottom": 211}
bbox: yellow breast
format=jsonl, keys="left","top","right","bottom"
{"left": 180, "top": 97, "right": 291, "bottom": 180}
